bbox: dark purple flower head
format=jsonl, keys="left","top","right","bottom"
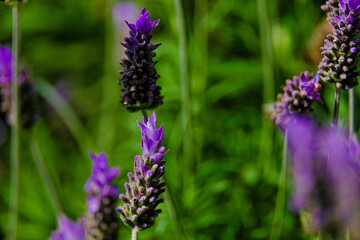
{"left": 117, "top": 112, "right": 168, "bottom": 231}
{"left": 271, "top": 72, "right": 321, "bottom": 127}
{"left": 0, "top": 46, "right": 38, "bottom": 129}
{"left": 287, "top": 115, "right": 360, "bottom": 237}
{"left": 318, "top": 0, "right": 360, "bottom": 89}
{"left": 50, "top": 215, "right": 86, "bottom": 240}
{"left": 84, "top": 152, "right": 120, "bottom": 240}
{"left": 119, "top": 7, "right": 163, "bottom": 112}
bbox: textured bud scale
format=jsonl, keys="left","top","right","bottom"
{"left": 119, "top": 7, "right": 163, "bottom": 112}
{"left": 117, "top": 112, "right": 169, "bottom": 231}
{"left": 271, "top": 71, "right": 321, "bottom": 126}
{"left": 84, "top": 152, "right": 120, "bottom": 240}
{"left": 318, "top": 0, "right": 360, "bottom": 89}
{"left": 0, "top": 46, "right": 38, "bottom": 129}
{"left": 50, "top": 215, "right": 86, "bottom": 240}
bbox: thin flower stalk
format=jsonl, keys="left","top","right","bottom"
{"left": 7, "top": 4, "right": 20, "bottom": 240}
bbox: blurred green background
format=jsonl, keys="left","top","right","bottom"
{"left": 0, "top": 0, "right": 357, "bottom": 239}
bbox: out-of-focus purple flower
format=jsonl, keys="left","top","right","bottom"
{"left": 287, "top": 115, "right": 360, "bottom": 237}
{"left": 84, "top": 152, "right": 120, "bottom": 240}
{"left": 117, "top": 112, "right": 168, "bottom": 231}
{"left": 113, "top": 2, "right": 139, "bottom": 36}
{"left": 318, "top": 0, "right": 360, "bottom": 89}
{"left": 0, "top": 46, "right": 12, "bottom": 86}
{"left": 0, "top": 46, "right": 38, "bottom": 129}
{"left": 119, "top": 7, "right": 163, "bottom": 112}
{"left": 271, "top": 72, "right": 321, "bottom": 127}
{"left": 50, "top": 215, "right": 86, "bottom": 240}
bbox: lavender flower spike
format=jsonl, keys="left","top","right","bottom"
{"left": 119, "top": 7, "right": 163, "bottom": 112}
{"left": 50, "top": 215, "right": 86, "bottom": 240}
{"left": 0, "top": 46, "right": 38, "bottom": 129}
{"left": 271, "top": 71, "right": 321, "bottom": 127}
{"left": 85, "top": 152, "right": 120, "bottom": 240}
{"left": 318, "top": 0, "right": 360, "bottom": 89}
{"left": 117, "top": 111, "right": 169, "bottom": 231}
{"left": 287, "top": 116, "right": 360, "bottom": 237}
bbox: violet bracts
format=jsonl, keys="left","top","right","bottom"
{"left": 84, "top": 152, "right": 120, "bottom": 240}
{"left": 318, "top": 0, "right": 360, "bottom": 89}
{"left": 271, "top": 71, "right": 321, "bottom": 126}
{"left": 117, "top": 111, "right": 168, "bottom": 231}
{"left": 50, "top": 215, "right": 86, "bottom": 240}
{"left": 118, "top": 7, "right": 163, "bottom": 112}
{"left": 287, "top": 116, "right": 360, "bottom": 237}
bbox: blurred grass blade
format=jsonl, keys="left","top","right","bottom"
{"left": 97, "top": 0, "right": 119, "bottom": 152}
{"left": 34, "top": 77, "right": 93, "bottom": 167}
{"left": 256, "top": 0, "right": 275, "bottom": 176}
{"left": 349, "top": 88, "right": 355, "bottom": 134}
{"left": 270, "top": 131, "right": 289, "bottom": 240}
{"left": 174, "top": 0, "right": 192, "bottom": 238}
{"left": 29, "top": 131, "right": 62, "bottom": 215}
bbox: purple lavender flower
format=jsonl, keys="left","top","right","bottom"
{"left": 0, "top": 47, "right": 12, "bottom": 85}
{"left": 50, "top": 215, "right": 86, "bottom": 240}
{"left": 118, "top": 7, "right": 163, "bottom": 112}
{"left": 0, "top": 46, "right": 38, "bottom": 129}
{"left": 318, "top": 0, "right": 360, "bottom": 89}
{"left": 271, "top": 71, "right": 321, "bottom": 126}
{"left": 287, "top": 116, "right": 360, "bottom": 237}
{"left": 117, "top": 112, "right": 168, "bottom": 231}
{"left": 84, "top": 152, "right": 120, "bottom": 240}
{"left": 113, "top": 2, "right": 139, "bottom": 35}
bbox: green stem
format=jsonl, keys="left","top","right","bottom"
{"left": 7, "top": 5, "right": 20, "bottom": 240}
{"left": 332, "top": 85, "right": 341, "bottom": 127}
{"left": 349, "top": 88, "right": 355, "bottom": 135}
{"left": 141, "top": 109, "right": 148, "bottom": 119}
{"left": 131, "top": 227, "right": 139, "bottom": 240}
{"left": 29, "top": 132, "right": 62, "bottom": 215}
{"left": 270, "top": 130, "right": 289, "bottom": 240}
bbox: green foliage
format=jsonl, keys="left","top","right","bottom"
{"left": 0, "top": 0, "right": 358, "bottom": 239}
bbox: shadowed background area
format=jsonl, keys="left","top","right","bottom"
{"left": 0, "top": 0, "right": 357, "bottom": 239}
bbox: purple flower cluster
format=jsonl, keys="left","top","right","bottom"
{"left": 318, "top": 0, "right": 360, "bottom": 89}
{"left": 117, "top": 112, "right": 168, "bottom": 231}
{"left": 287, "top": 116, "right": 360, "bottom": 237}
{"left": 271, "top": 71, "right": 321, "bottom": 126}
{"left": 118, "top": 7, "right": 163, "bottom": 112}
{"left": 84, "top": 152, "right": 120, "bottom": 240}
{"left": 0, "top": 46, "right": 38, "bottom": 129}
{"left": 50, "top": 215, "right": 86, "bottom": 240}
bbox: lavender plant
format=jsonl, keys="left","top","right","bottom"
{"left": 50, "top": 215, "right": 86, "bottom": 240}
{"left": 119, "top": 7, "right": 163, "bottom": 112}
{"left": 287, "top": 116, "right": 360, "bottom": 238}
{"left": 84, "top": 152, "right": 120, "bottom": 240}
{"left": 116, "top": 111, "right": 169, "bottom": 238}
{"left": 271, "top": 71, "right": 322, "bottom": 127}
{"left": 0, "top": 46, "right": 38, "bottom": 129}
{"left": 318, "top": 0, "right": 360, "bottom": 89}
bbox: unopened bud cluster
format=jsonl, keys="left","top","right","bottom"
{"left": 318, "top": 0, "right": 360, "bottom": 89}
